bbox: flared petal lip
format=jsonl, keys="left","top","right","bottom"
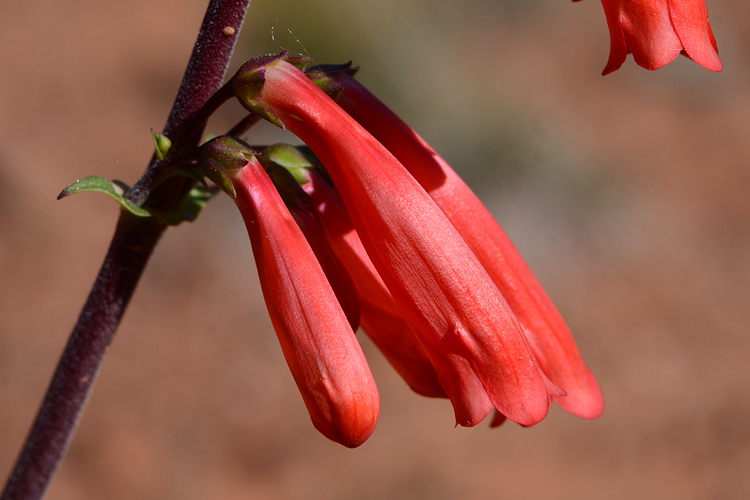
{"left": 669, "top": 0, "right": 723, "bottom": 72}
{"left": 598, "top": 0, "right": 722, "bottom": 75}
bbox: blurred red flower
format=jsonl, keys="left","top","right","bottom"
{"left": 578, "top": 0, "right": 722, "bottom": 74}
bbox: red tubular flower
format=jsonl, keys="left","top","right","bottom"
{"left": 264, "top": 164, "right": 361, "bottom": 332}
{"left": 579, "top": 0, "right": 722, "bottom": 74}
{"left": 302, "top": 168, "right": 446, "bottom": 398}
{"left": 234, "top": 55, "right": 555, "bottom": 428}
{"left": 229, "top": 156, "right": 379, "bottom": 447}
{"left": 322, "top": 72, "right": 603, "bottom": 420}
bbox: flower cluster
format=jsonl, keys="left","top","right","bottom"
{"left": 205, "top": 53, "right": 603, "bottom": 447}
{"left": 580, "top": 0, "right": 722, "bottom": 74}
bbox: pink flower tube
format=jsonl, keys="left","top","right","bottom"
{"left": 234, "top": 55, "right": 554, "bottom": 427}
{"left": 230, "top": 156, "right": 379, "bottom": 447}
{"left": 577, "top": 0, "right": 722, "bottom": 74}
{"left": 323, "top": 71, "right": 603, "bottom": 420}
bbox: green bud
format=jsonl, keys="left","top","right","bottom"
{"left": 151, "top": 130, "right": 172, "bottom": 160}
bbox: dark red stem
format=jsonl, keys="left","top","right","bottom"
{"left": 226, "top": 113, "right": 262, "bottom": 138}
{"left": 0, "top": 1, "right": 251, "bottom": 499}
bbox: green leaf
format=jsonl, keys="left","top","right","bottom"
{"left": 165, "top": 184, "right": 218, "bottom": 226}
{"left": 57, "top": 175, "right": 151, "bottom": 217}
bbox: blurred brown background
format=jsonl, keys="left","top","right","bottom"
{"left": 2, "top": 0, "right": 749, "bottom": 498}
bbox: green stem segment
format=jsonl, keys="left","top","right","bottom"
{"left": 0, "top": 1, "right": 251, "bottom": 499}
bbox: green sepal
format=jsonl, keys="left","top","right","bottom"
{"left": 232, "top": 53, "right": 288, "bottom": 129}
{"left": 306, "top": 62, "right": 359, "bottom": 100}
{"left": 310, "top": 74, "right": 343, "bottom": 99}
{"left": 57, "top": 175, "right": 151, "bottom": 218}
{"left": 200, "top": 136, "right": 259, "bottom": 198}
{"left": 201, "top": 159, "right": 236, "bottom": 198}
{"left": 164, "top": 184, "right": 218, "bottom": 226}
{"left": 260, "top": 144, "right": 316, "bottom": 185}
{"left": 151, "top": 130, "right": 172, "bottom": 160}
{"left": 286, "top": 56, "right": 313, "bottom": 71}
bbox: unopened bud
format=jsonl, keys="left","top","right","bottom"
{"left": 151, "top": 130, "right": 172, "bottom": 160}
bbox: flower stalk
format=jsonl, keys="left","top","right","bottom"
{"left": 0, "top": 1, "right": 251, "bottom": 498}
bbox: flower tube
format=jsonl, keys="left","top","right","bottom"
{"left": 233, "top": 55, "right": 554, "bottom": 427}
{"left": 229, "top": 156, "right": 379, "bottom": 447}
{"left": 302, "top": 168, "right": 446, "bottom": 398}
{"left": 264, "top": 163, "right": 361, "bottom": 332}
{"left": 318, "top": 71, "right": 603, "bottom": 419}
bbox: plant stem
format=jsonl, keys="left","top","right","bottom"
{"left": 1, "top": 1, "right": 251, "bottom": 499}
{"left": 129, "top": 0, "right": 252, "bottom": 206}
{"left": 1, "top": 215, "right": 165, "bottom": 500}
{"left": 227, "top": 113, "right": 262, "bottom": 138}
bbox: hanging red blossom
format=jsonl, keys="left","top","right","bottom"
{"left": 577, "top": 0, "right": 722, "bottom": 74}
{"left": 316, "top": 70, "right": 603, "bottom": 420}
{"left": 233, "top": 55, "right": 556, "bottom": 428}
